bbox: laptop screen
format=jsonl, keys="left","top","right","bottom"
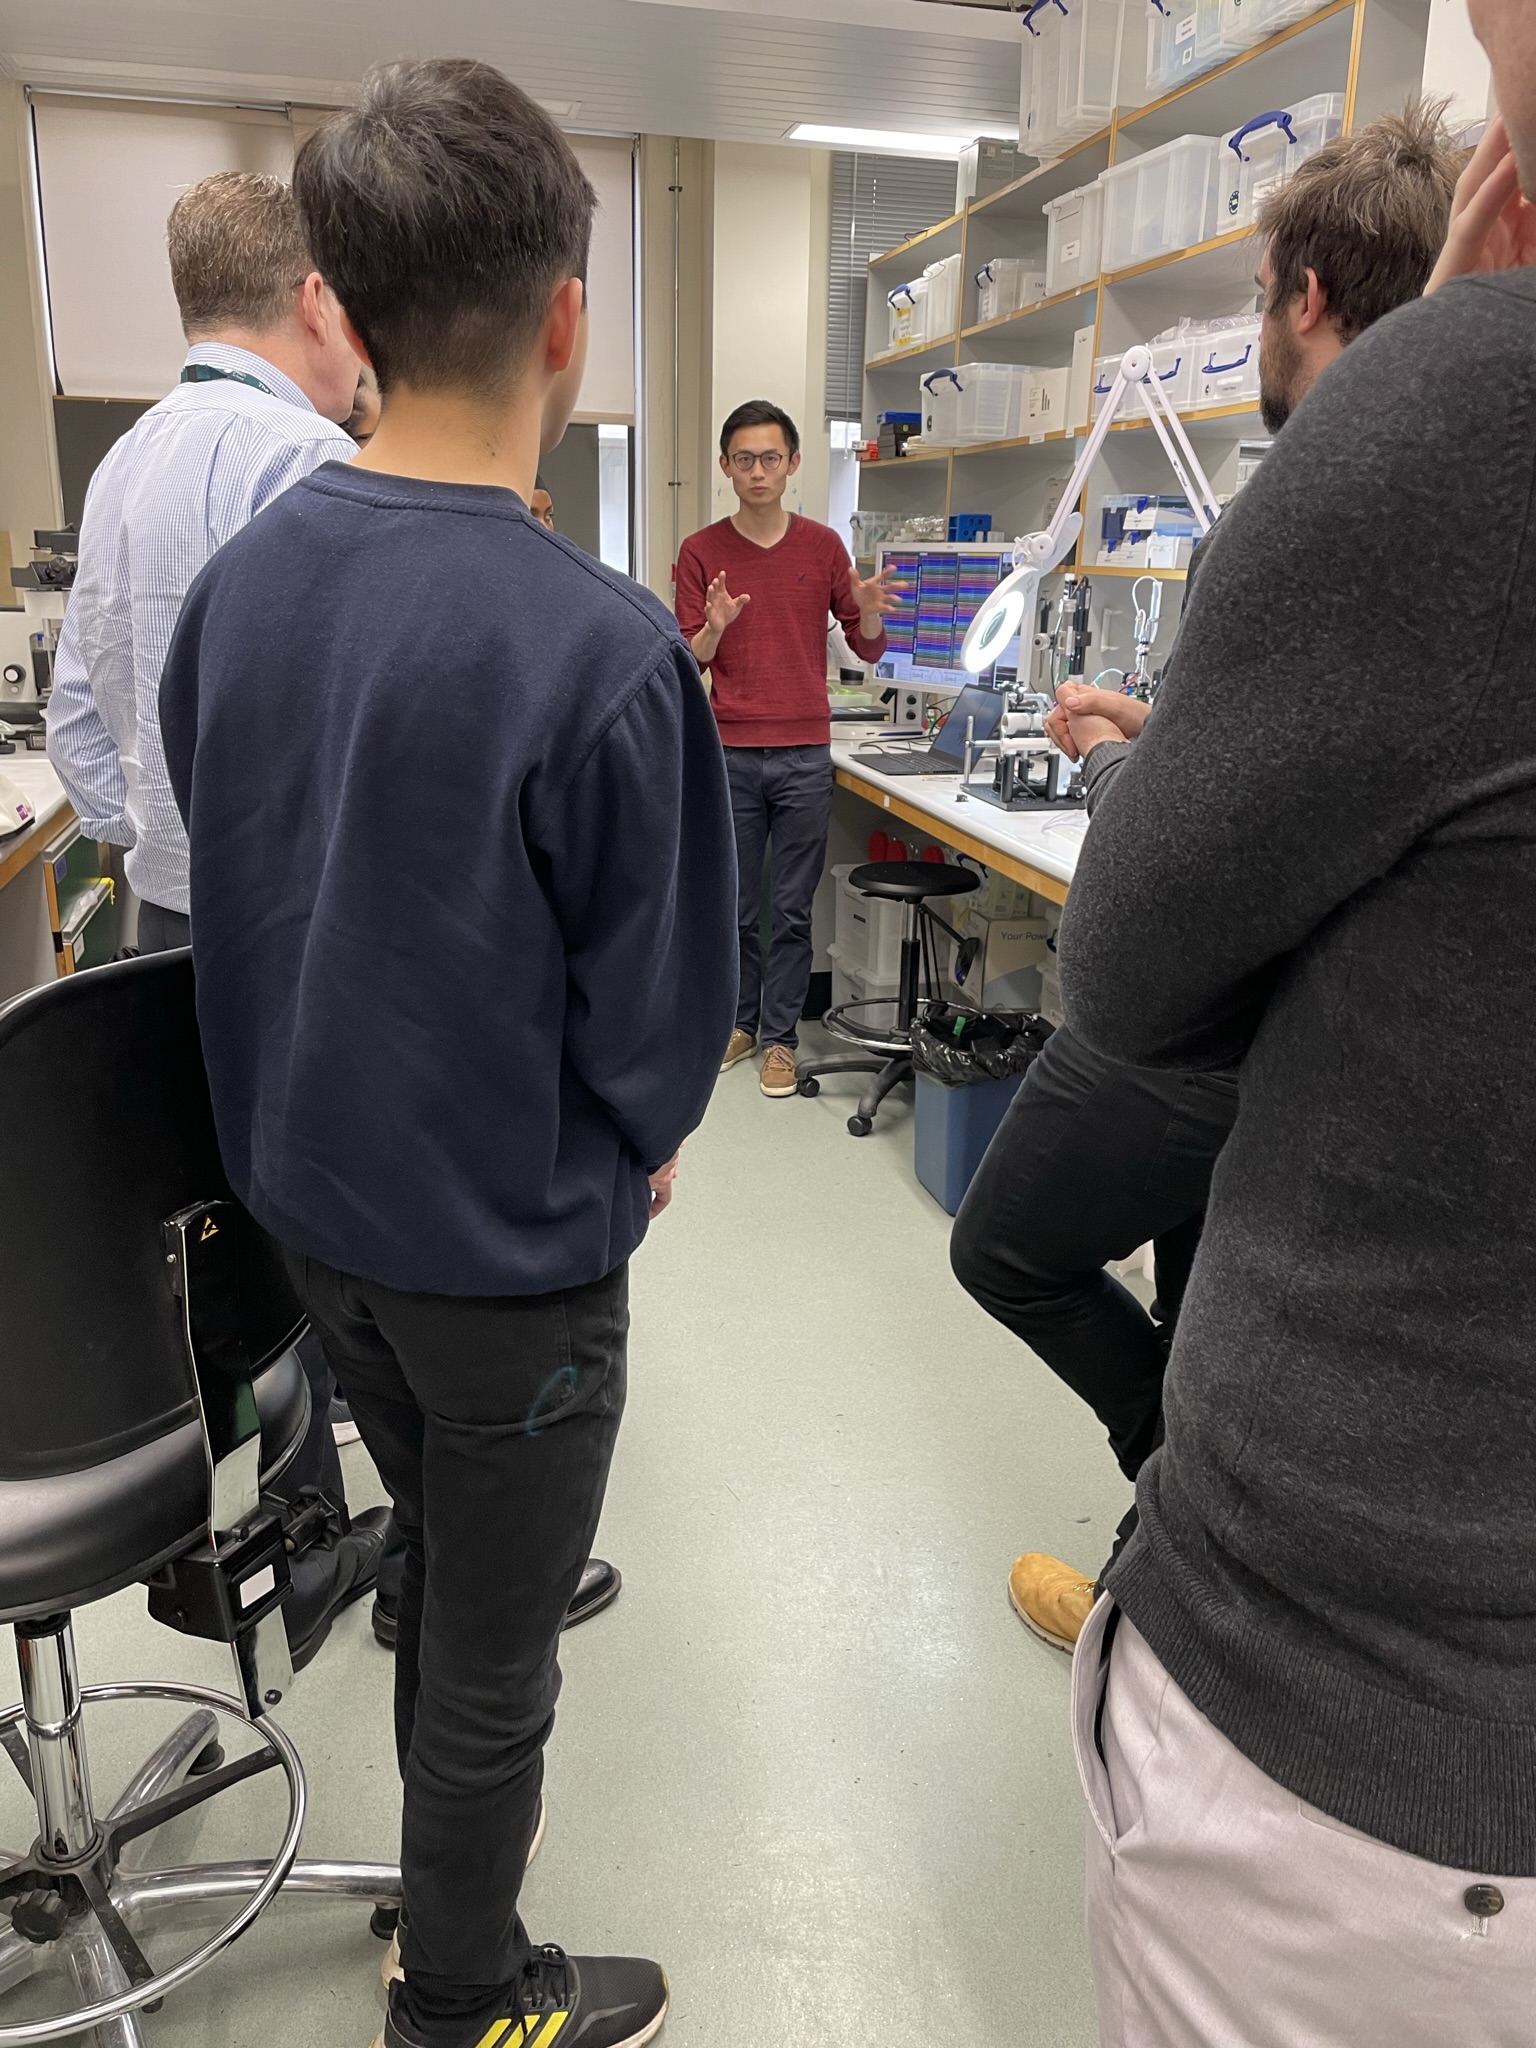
{"left": 928, "top": 682, "right": 1006, "bottom": 765}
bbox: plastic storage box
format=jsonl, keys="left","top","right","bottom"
{"left": 1023, "top": 0, "right": 1135, "bottom": 161}
{"left": 923, "top": 253, "right": 963, "bottom": 342}
{"left": 887, "top": 279, "right": 929, "bottom": 352}
{"left": 914, "top": 1072, "right": 1024, "bottom": 1216}
{"left": 1218, "top": 93, "right": 1345, "bottom": 230}
{"left": 1043, "top": 180, "right": 1106, "bottom": 294}
{"left": 1099, "top": 133, "right": 1220, "bottom": 271}
{"left": 1149, "top": 333, "right": 1197, "bottom": 408}
{"left": 919, "top": 367, "right": 964, "bottom": 445}
{"left": 1217, "top": 0, "right": 1271, "bottom": 49}
{"left": 954, "top": 363, "right": 1030, "bottom": 443}
{"left": 974, "top": 257, "right": 1048, "bottom": 324}
{"left": 1191, "top": 316, "right": 1262, "bottom": 405}
{"left": 1146, "top": 0, "right": 1200, "bottom": 90}
{"left": 826, "top": 941, "right": 901, "bottom": 1024}
{"left": 833, "top": 864, "right": 913, "bottom": 982}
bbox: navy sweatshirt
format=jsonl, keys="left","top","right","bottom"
{"left": 160, "top": 464, "right": 738, "bottom": 1297}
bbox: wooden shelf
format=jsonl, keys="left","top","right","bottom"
{"left": 868, "top": 210, "right": 964, "bottom": 274}
{"left": 1115, "top": 0, "right": 1356, "bottom": 144}
{"left": 962, "top": 282, "right": 1099, "bottom": 350}
{"left": 1103, "top": 225, "right": 1259, "bottom": 289}
{"left": 1108, "top": 399, "right": 1263, "bottom": 434}
{"left": 856, "top": 446, "right": 952, "bottom": 468}
{"left": 864, "top": 329, "right": 961, "bottom": 374}
{"left": 1085, "top": 563, "right": 1189, "bottom": 580}
{"left": 963, "top": 129, "right": 1113, "bottom": 223}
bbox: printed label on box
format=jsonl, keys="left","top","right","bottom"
{"left": 1175, "top": 14, "right": 1196, "bottom": 37}
{"left": 1061, "top": 239, "right": 1081, "bottom": 263}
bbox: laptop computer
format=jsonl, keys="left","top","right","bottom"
{"left": 849, "top": 681, "right": 1006, "bottom": 779}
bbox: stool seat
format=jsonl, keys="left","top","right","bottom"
{"left": 0, "top": 1349, "right": 308, "bottom": 1625}
{"left": 848, "top": 860, "right": 979, "bottom": 903}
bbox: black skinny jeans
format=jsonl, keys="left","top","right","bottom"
{"left": 282, "top": 1250, "right": 629, "bottom": 2045}
{"left": 951, "top": 1022, "right": 1239, "bottom": 1484}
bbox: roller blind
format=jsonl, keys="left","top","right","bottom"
{"left": 31, "top": 97, "right": 637, "bottom": 422}
{"left": 31, "top": 96, "right": 294, "bottom": 400}
{"left": 825, "top": 150, "right": 957, "bottom": 423}
{"left": 569, "top": 135, "right": 637, "bottom": 425}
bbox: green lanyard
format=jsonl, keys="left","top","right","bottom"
{"left": 179, "top": 364, "right": 275, "bottom": 397}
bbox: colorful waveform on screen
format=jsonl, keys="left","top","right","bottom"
{"left": 880, "top": 550, "right": 1009, "bottom": 669}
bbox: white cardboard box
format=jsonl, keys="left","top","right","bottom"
{"left": 1025, "top": 366, "right": 1072, "bottom": 437}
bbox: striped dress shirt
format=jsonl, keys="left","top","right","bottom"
{"left": 46, "top": 342, "right": 355, "bottom": 914}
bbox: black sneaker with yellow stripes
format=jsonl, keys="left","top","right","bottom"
{"left": 369, "top": 1944, "right": 668, "bottom": 2048}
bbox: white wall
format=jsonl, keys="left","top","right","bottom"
{"left": 1422, "top": 0, "right": 1493, "bottom": 131}
{"left": 707, "top": 141, "right": 830, "bottom": 526}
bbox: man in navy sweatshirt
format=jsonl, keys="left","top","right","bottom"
{"left": 160, "top": 58, "right": 736, "bottom": 2048}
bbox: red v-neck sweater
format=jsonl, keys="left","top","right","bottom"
{"left": 674, "top": 514, "right": 887, "bottom": 748}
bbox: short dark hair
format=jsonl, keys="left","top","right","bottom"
{"left": 167, "top": 172, "right": 312, "bottom": 338}
{"left": 720, "top": 400, "right": 800, "bottom": 459}
{"left": 1259, "top": 100, "right": 1464, "bottom": 342}
{"left": 293, "top": 58, "right": 596, "bottom": 396}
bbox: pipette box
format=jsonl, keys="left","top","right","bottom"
{"left": 914, "top": 1071, "right": 1025, "bottom": 1216}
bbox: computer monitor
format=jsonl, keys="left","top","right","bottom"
{"left": 872, "top": 542, "right": 1022, "bottom": 687}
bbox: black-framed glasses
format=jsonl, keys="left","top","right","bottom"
{"left": 728, "top": 450, "right": 786, "bottom": 473}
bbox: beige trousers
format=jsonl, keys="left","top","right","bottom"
{"left": 1074, "top": 1597, "right": 1536, "bottom": 2048}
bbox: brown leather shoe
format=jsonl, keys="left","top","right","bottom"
{"left": 1008, "top": 1552, "right": 1097, "bottom": 1652}
{"left": 721, "top": 1027, "right": 757, "bottom": 1072}
{"left": 760, "top": 1044, "right": 800, "bottom": 1097}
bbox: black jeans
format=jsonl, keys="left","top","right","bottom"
{"left": 725, "top": 744, "right": 834, "bottom": 1049}
{"left": 951, "top": 1022, "right": 1239, "bottom": 1484}
{"left": 283, "top": 1250, "right": 629, "bottom": 2044}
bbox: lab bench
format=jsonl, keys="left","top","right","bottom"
{"left": 0, "top": 760, "right": 121, "bottom": 1003}
{"left": 828, "top": 728, "right": 1084, "bottom": 906}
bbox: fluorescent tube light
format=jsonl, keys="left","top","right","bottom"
{"left": 786, "top": 123, "right": 978, "bottom": 157}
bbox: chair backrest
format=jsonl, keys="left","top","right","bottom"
{"left": 0, "top": 951, "right": 303, "bottom": 1481}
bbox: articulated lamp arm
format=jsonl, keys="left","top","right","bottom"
{"left": 959, "top": 345, "right": 1221, "bottom": 675}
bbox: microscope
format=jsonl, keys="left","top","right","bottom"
{"left": 4, "top": 529, "right": 78, "bottom": 747}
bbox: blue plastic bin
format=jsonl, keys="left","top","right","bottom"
{"left": 913, "top": 1070, "right": 1023, "bottom": 1215}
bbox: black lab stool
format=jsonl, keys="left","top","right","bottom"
{"left": 795, "top": 860, "right": 979, "bottom": 1134}
{"left": 0, "top": 953, "right": 399, "bottom": 2045}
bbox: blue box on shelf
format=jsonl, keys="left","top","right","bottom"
{"left": 948, "top": 512, "right": 994, "bottom": 542}
{"left": 913, "top": 1070, "right": 1023, "bottom": 1216}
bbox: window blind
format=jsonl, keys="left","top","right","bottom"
{"left": 825, "top": 151, "right": 957, "bottom": 424}
{"left": 32, "top": 97, "right": 637, "bottom": 422}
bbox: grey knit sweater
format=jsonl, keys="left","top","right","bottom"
{"left": 1062, "top": 271, "right": 1536, "bottom": 1875}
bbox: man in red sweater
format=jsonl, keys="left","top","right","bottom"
{"left": 675, "top": 399, "right": 893, "bottom": 1096}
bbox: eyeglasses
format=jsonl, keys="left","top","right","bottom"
{"left": 728, "top": 450, "right": 787, "bottom": 473}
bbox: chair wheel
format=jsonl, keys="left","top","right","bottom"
{"left": 370, "top": 1904, "right": 400, "bottom": 1940}
{"left": 847, "top": 1114, "right": 873, "bottom": 1137}
{"left": 189, "top": 1739, "right": 225, "bottom": 1776}
{"left": 797, "top": 1076, "right": 820, "bottom": 1098}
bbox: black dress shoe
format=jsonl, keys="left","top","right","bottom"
{"left": 371, "top": 1556, "right": 622, "bottom": 1652}
{"left": 287, "top": 1506, "right": 393, "bottom": 1672}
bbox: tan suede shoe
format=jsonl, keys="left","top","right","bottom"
{"left": 760, "top": 1044, "right": 800, "bottom": 1097}
{"left": 720, "top": 1027, "right": 757, "bottom": 1072}
{"left": 1008, "top": 1552, "right": 1097, "bottom": 1652}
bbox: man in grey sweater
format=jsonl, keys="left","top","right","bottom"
{"left": 1059, "top": 52, "right": 1536, "bottom": 2043}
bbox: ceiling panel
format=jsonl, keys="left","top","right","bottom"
{"left": 0, "top": 0, "right": 1023, "bottom": 143}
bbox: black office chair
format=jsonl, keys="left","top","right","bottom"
{"left": 795, "top": 860, "right": 979, "bottom": 1135}
{"left": 0, "top": 953, "right": 399, "bottom": 2045}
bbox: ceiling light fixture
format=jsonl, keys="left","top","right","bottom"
{"left": 786, "top": 122, "right": 980, "bottom": 157}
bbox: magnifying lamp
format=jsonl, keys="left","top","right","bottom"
{"left": 959, "top": 345, "right": 1222, "bottom": 676}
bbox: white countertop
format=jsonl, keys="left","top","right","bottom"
{"left": 2, "top": 756, "right": 67, "bottom": 827}
{"left": 831, "top": 727, "right": 1087, "bottom": 889}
